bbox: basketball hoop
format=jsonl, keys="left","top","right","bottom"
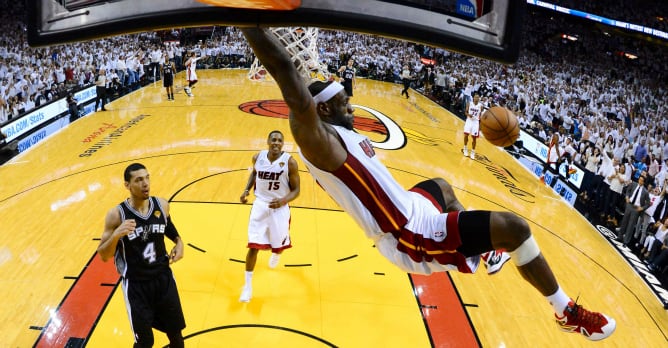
{"left": 248, "top": 27, "right": 330, "bottom": 83}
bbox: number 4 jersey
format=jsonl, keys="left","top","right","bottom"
{"left": 253, "top": 150, "right": 292, "bottom": 203}
{"left": 114, "top": 196, "right": 170, "bottom": 280}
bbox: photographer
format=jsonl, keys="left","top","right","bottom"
{"left": 107, "top": 77, "right": 123, "bottom": 100}
{"left": 0, "top": 130, "right": 17, "bottom": 165}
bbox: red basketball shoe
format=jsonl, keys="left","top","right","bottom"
{"left": 481, "top": 250, "right": 510, "bottom": 275}
{"left": 555, "top": 300, "right": 616, "bottom": 341}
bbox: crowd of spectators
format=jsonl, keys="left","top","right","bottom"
{"left": 0, "top": 11, "right": 253, "bottom": 125}
{"left": 0, "top": 16, "right": 161, "bottom": 124}
{"left": 1, "top": 2, "right": 668, "bottom": 272}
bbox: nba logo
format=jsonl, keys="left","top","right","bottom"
{"left": 456, "top": 0, "right": 484, "bottom": 18}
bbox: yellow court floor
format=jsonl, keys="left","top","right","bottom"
{"left": 0, "top": 69, "right": 666, "bottom": 347}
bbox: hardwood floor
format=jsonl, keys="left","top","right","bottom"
{"left": 0, "top": 70, "right": 665, "bottom": 347}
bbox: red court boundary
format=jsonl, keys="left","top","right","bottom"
{"left": 34, "top": 253, "right": 119, "bottom": 347}
{"left": 33, "top": 253, "right": 478, "bottom": 347}
{"left": 410, "top": 273, "right": 480, "bottom": 347}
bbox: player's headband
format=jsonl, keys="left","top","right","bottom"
{"left": 313, "top": 81, "right": 344, "bottom": 104}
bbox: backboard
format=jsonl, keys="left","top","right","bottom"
{"left": 26, "top": 0, "right": 525, "bottom": 63}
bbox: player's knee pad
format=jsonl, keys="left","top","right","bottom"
{"left": 509, "top": 235, "right": 541, "bottom": 267}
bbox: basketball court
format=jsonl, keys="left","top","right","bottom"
{"left": 0, "top": 69, "right": 665, "bottom": 347}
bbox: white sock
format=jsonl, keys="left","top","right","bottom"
{"left": 546, "top": 287, "right": 571, "bottom": 315}
{"left": 244, "top": 271, "right": 253, "bottom": 286}
{"left": 463, "top": 145, "right": 468, "bottom": 151}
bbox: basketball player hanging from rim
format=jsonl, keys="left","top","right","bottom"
{"left": 241, "top": 27, "right": 616, "bottom": 341}
{"left": 463, "top": 93, "right": 483, "bottom": 160}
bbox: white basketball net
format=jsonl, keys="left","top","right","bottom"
{"left": 248, "top": 27, "right": 330, "bottom": 83}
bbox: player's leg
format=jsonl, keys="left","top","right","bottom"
{"left": 462, "top": 131, "right": 469, "bottom": 156}
{"left": 412, "top": 178, "right": 509, "bottom": 275}
{"left": 432, "top": 177, "right": 611, "bottom": 340}
{"left": 488, "top": 212, "right": 558, "bottom": 294}
{"left": 239, "top": 247, "right": 258, "bottom": 303}
{"left": 429, "top": 178, "right": 464, "bottom": 212}
{"left": 153, "top": 272, "right": 186, "bottom": 348}
{"left": 165, "top": 331, "right": 184, "bottom": 348}
{"left": 241, "top": 203, "right": 270, "bottom": 302}
{"left": 488, "top": 211, "right": 616, "bottom": 340}
{"left": 267, "top": 205, "right": 292, "bottom": 269}
{"left": 245, "top": 248, "right": 259, "bottom": 271}
{"left": 122, "top": 278, "right": 156, "bottom": 347}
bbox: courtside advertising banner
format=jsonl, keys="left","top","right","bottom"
{"left": 1, "top": 86, "right": 96, "bottom": 143}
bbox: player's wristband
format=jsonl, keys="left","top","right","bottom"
{"left": 165, "top": 216, "right": 180, "bottom": 242}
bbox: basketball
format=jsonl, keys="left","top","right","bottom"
{"left": 479, "top": 106, "right": 520, "bottom": 147}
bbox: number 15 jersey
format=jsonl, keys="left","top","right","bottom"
{"left": 253, "top": 150, "right": 292, "bottom": 203}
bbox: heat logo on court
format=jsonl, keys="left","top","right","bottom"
{"left": 239, "top": 100, "right": 414, "bottom": 150}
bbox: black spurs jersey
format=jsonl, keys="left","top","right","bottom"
{"left": 163, "top": 63, "right": 174, "bottom": 79}
{"left": 114, "top": 196, "right": 170, "bottom": 280}
{"left": 341, "top": 66, "right": 355, "bottom": 83}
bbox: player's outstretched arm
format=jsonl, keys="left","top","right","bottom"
{"left": 241, "top": 28, "right": 313, "bottom": 115}
{"left": 240, "top": 28, "right": 329, "bottom": 153}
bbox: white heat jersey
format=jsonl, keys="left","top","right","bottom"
{"left": 253, "top": 150, "right": 292, "bottom": 202}
{"left": 300, "top": 125, "right": 417, "bottom": 240}
{"left": 467, "top": 101, "right": 483, "bottom": 121}
{"left": 186, "top": 57, "right": 202, "bottom": 82}
{"left": 300, "top": 125, "right": 482, "bottom": 275}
